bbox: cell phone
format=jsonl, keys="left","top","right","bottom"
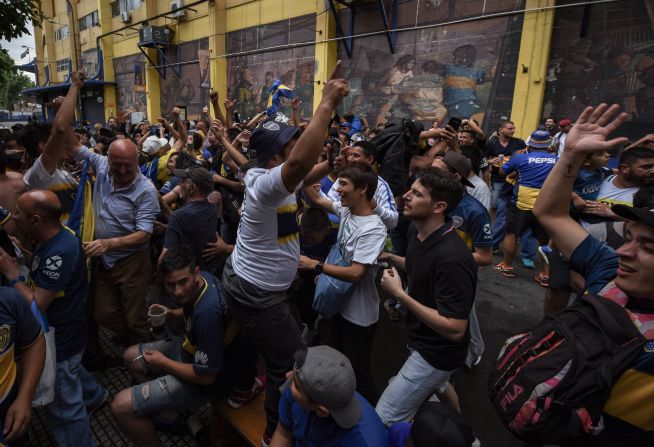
{"left": 446, "top": 117, "right": 462, "bottom": 132}
{"left": 0, "top": 230, "right": 15, "bottom": 258}
{"left": 326, "top": 137, "right": 342, "bottom": 167}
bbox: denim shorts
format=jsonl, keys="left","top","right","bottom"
{"left": 131, "top": 339, "right": 220, "bottom": 416}
{"left": 375, "top": 349, "right": 456, "bottom": 426}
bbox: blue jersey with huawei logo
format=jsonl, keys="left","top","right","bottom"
{"left": 501, "top": 151, "right": 558, "bottom": 211}
{"left": 447, "top": 193, "right": 492, "bottom": 249}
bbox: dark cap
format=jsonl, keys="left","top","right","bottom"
{"left": 250, "top": 120, "right": 300, "bottom": 168}
{"left": 407, "top": 401, "right": 476, "bottom": 447}
{"left": 173, "top": 167, "right": 214, "bottom": 193}
{"left": 612, "top": 205, "right": 654, "bottom": 229}
{"left": 443, "top": 152, "right": 475, "bottom": 188}
{"left": 294, "top": 346, "right": 361, "bottom": 429}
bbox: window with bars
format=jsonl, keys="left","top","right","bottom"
{"left": 56, "top": 58, "right": 70, "bottom": 72}
{"left": 110, "top": 0, "right": 143, "bottom": 17}
{"left": 54, "top": 25, "right": 69, "bottom": 41}
{"left": 78, "top": 11, "right": 99, "bottom": 31}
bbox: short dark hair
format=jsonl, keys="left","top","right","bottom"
{"left": 301, "top": 207, "right": 331, "bottom": 235}
{"left": 159, "top": 245, "right": 197, "bottom": 277}
{"left": 633, "top": 184, "right": 654, "bottom": 209}
{"left": 339, "top": 162, "right": 378, "bottom": 202}
{"left": 415, "top": 167, "right": 464, "bottom": 213}
{"left": 352, "top": 140, "right": 377, "bottom": 162}
{"left": 619, "top": 146, "right": 654, "bottom": 166}
{"left": 459, "top": 129, "right": 476, "bottom": 139}
{"left": 499, "top": 121, "right": 514, "bottom": 130}
{"left": 19, "top": 123, "right": 51, "bottom": 159}
{"left": 460, "top": 144, "right": 482, "bottom": 176}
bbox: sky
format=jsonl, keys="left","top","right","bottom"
{"left": 1, "top": 23, "right": 37, "bottom": 81}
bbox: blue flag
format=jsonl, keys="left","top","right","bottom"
{"left": 266, "top": 80, "right": 295, "bottom": 116}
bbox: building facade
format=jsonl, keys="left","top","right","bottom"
{"left": 21, "top": 0, "right": 654, "bottom": 141}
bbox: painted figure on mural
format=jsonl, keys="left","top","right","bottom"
{"left": 294, "top": 62, "right": 314, "bottom": 118}
{"left": 376, "top": 54, "right": 415, "bottom": 124}
{"left": 257, "top": 71, "right": 275, "bottom": 112}
{"left": 396, "top": 60, "right": 447, "bottom": 123}
{"left": 443, "top": 44, "right": 490, "bottom": 123}
{"left": 235, "top": 67, "right": 256, "bottom": 120}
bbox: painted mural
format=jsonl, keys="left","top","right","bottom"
{"left": 337, "top": 0, "right": 524, "bottom": 132}
{"left": 113, "top": 53, "right": 147, "bottom": 122}
{"left": 159, "top": 38, "right": 210, "bottom": 119}
{"left": 226, "top": 15, "right": 316, "bottom": 121}
{"left": 542, "top": 0, "right": 654, "bottom": 140}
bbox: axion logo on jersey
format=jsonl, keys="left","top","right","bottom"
{"left": 45, "top": 255, "right": 62, "bottom": 271}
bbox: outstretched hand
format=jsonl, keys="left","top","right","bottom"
{"left": 321, "top": 60, "right": 349, "bottom": 108}
{"left": 563, "top": 104, "right": 628, "bottom": 155}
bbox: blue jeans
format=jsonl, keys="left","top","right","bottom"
{"left": 376, "top": 349, "right": 455, "bottom": 426}
{"left": 492, "top": 197, "right": 537, "bottom": 260}
{"left": 46, "top": 351, "right": 103, "bottom": 447}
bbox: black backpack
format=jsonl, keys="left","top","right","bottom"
{"left": 488, "top": 294, "right": 646, "bottom": 444}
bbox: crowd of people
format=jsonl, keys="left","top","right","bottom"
{"left": 0, "top": 61, "right": 652, "bottom": 447}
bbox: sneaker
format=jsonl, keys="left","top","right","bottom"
{"left": 522, "top": 258, "right": 535, "bottom": 270}
{"left": 384, "top": 300, "right": 400, "bottom": 321}
{"left": 534, "top": 272, "right": 550, "bottom": 288}
{"left": 493, "top": 262, "right": 515, "bottom": 277}
{"left": 227, "top": 375, "right": 266, "bottom": 409}
{"left": 87, "top": 387, "right": 109, "bottom": 417}
{"left": 538, "top": 245, "right": 551, "bottom": 265}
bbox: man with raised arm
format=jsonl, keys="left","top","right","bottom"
{"left": 221, "top": 61, "right": 348, "bottom": 447}
{"left": 533, "top": 104, "right": 654, "bottom": 443}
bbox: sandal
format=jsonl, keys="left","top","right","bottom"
{"left": 534, "top": 272, "right": 550, "bottom": 288}
{"left": 493, "top": 262, "right": 516, "bottom": 277}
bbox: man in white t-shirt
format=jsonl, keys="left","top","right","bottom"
{"left": 23, "top": 72, "right": 85, "bottom": 223}
{"left": 301, "top": 163, "right": 387, "bottom": 405}
{"left": 221, "top": 62, "right": 349, "bottom": 447}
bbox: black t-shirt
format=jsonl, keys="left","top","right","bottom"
{"left": 484, "top": 137, "right": 526, "bottom": 182}
{"left": 164, "top": 200, "right": 218, "bottom": 269}
{"left": 405, "top": 222, "right": 477, "bottom": 371}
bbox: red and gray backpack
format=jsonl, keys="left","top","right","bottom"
{"left": 488, "top": 294, "right": 646, "bottom": 444}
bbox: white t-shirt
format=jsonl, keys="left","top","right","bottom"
{"left": 332, "top": 202, "right": 387, "bottom": 327}
{"left": 327, "top": 175, "right": 398, "bottom": 229}
{"left": 231, "top": 164, "right": 301, "bottom": 291}
{"left": 596, "top": 175, "right": 637, "bottom": 206}
{"left": 23, "top": 155, "right": 79, "bottom": 223}
{"left": 467, "top": 175, "right": 491, "bottom": 211}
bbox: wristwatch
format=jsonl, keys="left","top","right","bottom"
{"left": 7, "top": 275, "right": 25, "bottom": 287}
{"left": 315, "top": 262, "right": 324, "bottom": 274}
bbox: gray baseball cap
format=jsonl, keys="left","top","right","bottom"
{"left": 294, "top": 346, "right": 361, "bottom": 429}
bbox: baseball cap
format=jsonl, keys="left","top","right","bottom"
{"left": 142, "top": 135, "right": 169, "bottom": 155}
{"left": 528, "top": 129, "right": 552, "bottom": 149}
{"left": 293, "top": 346, "right": 361, "bottom": 429}
{"left": 442, "top": 152, "right": 475, "bottom": 188}
{"left": 611, "top": 205, "right": 654, "bottom": 229}
{"left": 406, "top": 401, "right": 476, "bottom": 447}
{"left": 250, "top": 120, "right": 300, "bottom": 168}
{"left": 558, "top": 118, "right": 572, "bottom": 127}
{"left": 0, "top": 207, "right": 10, "bottom": 226}
{"left": 173, "top": 167, "right": 214, "bottom": 193}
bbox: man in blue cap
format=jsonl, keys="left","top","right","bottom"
{"left": 221, "top": 62, "right": 349, "bottom": 447}
{"left": 494, "top": 129, "right": 557, "bottom": 286}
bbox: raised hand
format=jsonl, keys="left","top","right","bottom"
{"left": 291, "top": 97, "right": 302, "bottom": 110}
{"left": 211, "top": 119, "right": 225, "bottom": 139}
{"left": 564, "top": 104, "right": 628, "bottom": 155}
{"left": 71, "top": 70, "right": 85, "bottom": 87}
{"left": 209, "top": 90, "right": 219, "bottom": 103}
{"left": 321, "top": 60, "right": 349, "bottom": 108}
{"left": 224, "top": 98, "right": 237, "bottom": 110}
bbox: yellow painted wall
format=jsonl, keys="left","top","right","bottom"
{"left": 313, "top": 4, "right": 337, "bottom": 112}
{"left": 225, "top": 0, "right": 317, "bottom": 31}
{"left": 510, "top": 0, "right": 556, "bottom": 140}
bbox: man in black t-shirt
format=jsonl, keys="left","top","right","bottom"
{"left": 484, "top": 121, "right": 526, "bottom": 211}
{"left": 376, "top": 168, "right": 477, "bottom": 426}
{"left": 160, "top": 167, "right": 229, "bottom": 274}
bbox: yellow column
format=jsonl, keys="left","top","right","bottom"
{"left": 510, "top": 0, "right": 556, "bottom": 140}
{"left": 209, "top": 0, "right": 228, "bottom": 103}
{"left": 313, "top": 3, "right": 338, "bottom": 112}
{"left": 144, "top": 47, "right": 162, "bottom": 121}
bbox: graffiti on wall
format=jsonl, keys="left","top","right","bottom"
{"left": 542, "top": 0, "right": 654, "bottom": 140}
{"left": 337, "top": 0, "right": 524, "bottom": 131}
{"left": 226, "top": 15, "right": 316, "bottom": 121}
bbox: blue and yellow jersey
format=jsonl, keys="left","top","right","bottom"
{"left": 573, "top": 167, "right": 612, "bottom": 202}
{"left": 0, "top": 288, "right": 42, "bottom": 407}
{"left": 447, "top": 194, "right": 493, "bottom": 250}
{"left": 502, "top": 151, "right": 558, "bottom": 211}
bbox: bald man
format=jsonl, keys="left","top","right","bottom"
{"left": 69, "top": 137, "right": 160, "bottom": 348}
{"left": 0, "top": 190, "right": 105, "bottom": 446}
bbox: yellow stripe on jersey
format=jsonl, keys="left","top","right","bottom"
{"left": 517, "top": 186, "right": 540, "bottom": 211}
{"left": 603, "top": 368, "right": 654, "bottom": 431}
{"left": 0, "top": 346, "right": 17, "bottom": 404}
{"left": 456, "top": 229, "right": 473, "bottom": 250}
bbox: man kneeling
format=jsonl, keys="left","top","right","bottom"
{"left": 112, "top": 246, "right": 239, "bottom": 446}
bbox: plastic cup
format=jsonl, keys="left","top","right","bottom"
{"left": 148, "top": 304, "right": 167, "bottom": 327}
